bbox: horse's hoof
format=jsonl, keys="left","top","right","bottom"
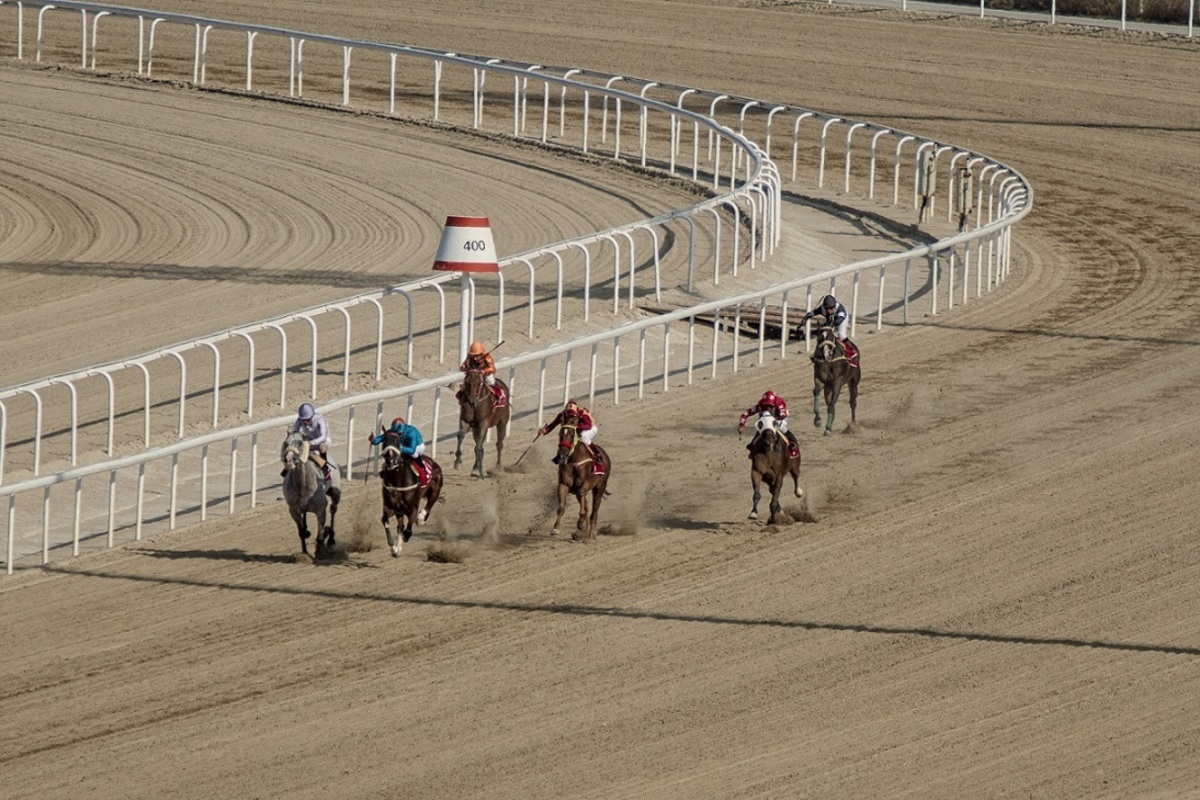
{"left": 823, "top": 430, "right": 832, "bottom": 437}
{"left": 402, "top": 528, "right": 413, "bottom": 543}
{"left": 813, "top": 419, "right": 821, "bottom": 428}
{"left": 550, "top": 528, "right": 560, "bottom": 537}
{"left": 417, "top": 511, "right": 428, "bottom": 524}
{"left": 748, "top": 511, "right": 758, "bottom": 520}
{"left": 390, "top": 545, "right": 401, "bottom": 557}
{"left": 795, "top": 487, "right": 804, "bottom": 498}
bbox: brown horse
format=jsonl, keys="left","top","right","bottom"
{"left": 747, "top": 413, "right": 803, "bottom": 524}
{"left": 455, "top": 368, "right": 510, "bottom": 478}
{"left": 811, "top": 325, "right": 860, "bottom": 436}
{"left": 550, "top": 419, "right": 611, "bottom": 540}
{"left": 378, "top": 430, "right": 443, "bottom": 557}
{"left": 280, "top": 431, "right": 339, "bottom": 556}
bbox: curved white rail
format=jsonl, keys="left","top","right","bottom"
{"left": 0, "top": 2, "right": 1032, "bottom": 572}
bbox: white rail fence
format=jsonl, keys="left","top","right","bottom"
{"left": 0, "top": 2, "right": 1032, "bottom": 572}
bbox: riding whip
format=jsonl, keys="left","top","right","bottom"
{"left": 512, "top": 430, "right": 542, "bottom": 466}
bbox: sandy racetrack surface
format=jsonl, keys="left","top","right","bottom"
{"left": 3, "top": 1, "right": 1200, "bottom": 797}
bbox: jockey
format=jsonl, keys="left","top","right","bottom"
{"left": 460, "top": 340, "right": 507, "bottom": 405}
{"left": 285, "top": 402, "right": 337, "bottom": 482}
{"left": 803, "top": 294, "right": 858, "bottom": 364}
{"left": 367, "top": 416, "right": 432, "bottom": 487}
{"left": 539, "top": 399, "right": 604, "bottom": 475}
{"left": 738, "top": 390, "right": 800, "bottom": 459}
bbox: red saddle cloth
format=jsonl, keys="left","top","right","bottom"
{"left": 845, "top": 341, "right": 860, "bottom": 368}
{"left": 412, "top": 457, "right": 431, "bottom": 488}
{"left": 492, "top": 385, "right": 508, "bottom": 408}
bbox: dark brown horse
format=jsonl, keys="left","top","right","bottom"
{"left": 455, "top": 368, "right": 510, "bottom": 478}
{"left": 378, "top": 430, "right": 443, "bottom": 557}
{"left": 550, "top": 419, "right": 611, "bottom": 540}
{"left": 746, "top": 413, "right": 803, "bottom": 524}
{"left": 811, "top": 325, "right": 860, "bottom": 436}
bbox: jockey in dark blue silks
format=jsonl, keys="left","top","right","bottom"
{"left": 368, "top": 416, "right": 432, "bottom": 486}
{"left": 803, "top": 294, "right": 858, "bottom": 365}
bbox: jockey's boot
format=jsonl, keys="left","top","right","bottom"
{"left": 843, "top": 338, "right": 859, "bottom": 364}
{"left": 322, "top": 464, "right": 332, "bottom": 483}
{"left": 786, "top": 432, "right": 800, "bottom": 460}
{"left": 588, "top": 444, "right": 605, "bottom": 475}
{"left": 492, "top": 385, "right": 507, "bottom": 406}
{"left": 280, "top": 468, "right": 288, "bottom": 478}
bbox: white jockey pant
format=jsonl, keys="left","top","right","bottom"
{"left": 485, "top": 373, "right": 496, "bottom": 386}
{"left": 835, "top": 319, "right": 849, "bottom": 340}
{"left": 580, "top": 426, "right": 597, "bottom": 445}
{"left": 776, "top": 418, "right": 789, "bottom": 434}
{"left": 412, "top": 443, "right": 426, "bottom": 457}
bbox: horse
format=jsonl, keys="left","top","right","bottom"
{"left": 746, "top": 412, "right": 803, "bottom": 524}
{"left": 811, "top": 325, "right": 860, "bottom": 436}
{"left": 378, "top": 430, "right": 444, "bottom": 557}
{"left": 550, "top": 418, "right": 611, "bottom": 540}
{"left": 280, "top": 431, "right": 340, "bottom": 557}
{"left": 455, "top": 368, "right": 510, "bottom": 479}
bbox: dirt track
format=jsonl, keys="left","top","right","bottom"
{"left": 4, "top": 2, "right": 1200, "bottom": 797}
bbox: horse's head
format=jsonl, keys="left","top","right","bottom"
{"left": 556, "top": 421, "right": 580, "bottom": 460}
{"left": 813, "top": 326, "right": 843, "bottom": 362}
{"left": 461, "top": 368, "right": 489, "bottom": 402}
{"left": 380, "top": 430, "right": 405, "bottom": 472}
{"left": 281, "top": 430, "right": 309, "bottom": 470}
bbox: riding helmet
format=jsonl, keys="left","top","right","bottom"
{"left": 298, "top": 402, "right": 315, "bottom": 420}
{"left": 392, "top": 416, "right": 405, "bottom": 427}
{"left": 822, "top": 294, "right": 838, "bottom": 310}
{"left": 761, "top": 390, "right": 777, "bottom": 404}
{"left": 468, "top": 341, "right": 487, "bottom": 356}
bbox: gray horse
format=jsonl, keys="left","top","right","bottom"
{"left": 280, "top": 431, "right": 340, "bottom": 556}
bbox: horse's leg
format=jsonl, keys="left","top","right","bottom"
{"left": 576, "top": 486, "right": 589, "bottom": 531}
{"left": 790, "top": 456, "right": 804, "bottom": 499}
{"left": 588, "top": 485, "right": 604, "bottom": 540}
{"left": 849, "top": 371, "right": 859, "bottom": 422}
{"left": 749, "top": 469, "right": 763, "bottom": 520}
{"left": 768, "top": 477, "right": 783, "bottom": 525}
{"left": 473, "top": 426, "right": 487, "bottom": 479}
{"left": 313, "top": 503, "right": 327, "bottom": 556}
{"left": 824, "top": 381, "right": 840, "bottom": 436}
{"left": 382, "top": 505, "right": 401, "bottom": 557}
{"left": 812, "top": 375, "right": 824, "bottom": 429}
{"left": 454, "top": 420, "right": 467, "bottom": 470}
{"left": 494, "top": 416, "right": 507, "bottom": 473}
{"left": 291, "top": 506, "right": 310, "bottom": 555}
{"left": 402, "top": 506, "right": 415, "bottom": 543}
{"left": 550, "top": 481, "right": 570, "bottom": 536}
{"left": 420, "top": 475, "right": 443, "bottom": 525}
{"left": 326, "top": 487, "right": 340, "bottom": 543}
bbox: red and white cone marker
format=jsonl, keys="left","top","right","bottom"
{"left": 432, "top": 215, "right": 499, "bottom": 273}
{"left": 432, "top": 216, "right": 500, "bottom": 364}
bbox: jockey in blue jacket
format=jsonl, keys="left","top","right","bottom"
{"left": 367, "top": 416, "right": 432, "bottom": 485}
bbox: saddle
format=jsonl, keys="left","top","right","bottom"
{"left": 410, "top": 455, "right": 432, "bottom": 488}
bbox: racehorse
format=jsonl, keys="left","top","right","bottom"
{"left": 747, "top": 412, "right": 803, "bottom": 524}
{"left": 550, "top": 417, "right": 611, "bottom": 540}
{"left": 811, "top": 325, "right": 860, "bottom": 436}
{"left": 280, "top": 431, "right": 339, "bottom": 556}
{"left": 378, "top": 430, "right": 444, "bottom": 557}
{"left": 455, "top": 368, "right": 510, "bottom": 478}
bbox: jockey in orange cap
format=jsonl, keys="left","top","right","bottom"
{"left": 738, "top": 390, "right": 800, "bottom": 459}
{"left": 539, "top": 399, "right": 604, "bottom": 475}
{"left": 459, "top": 340, "right": 507, "bottom": 406}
